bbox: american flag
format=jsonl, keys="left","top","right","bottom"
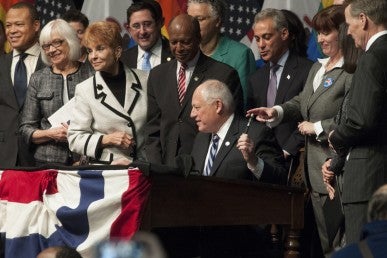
{"left": 35, "top": 0, "right": 76, "bottom": 26}
{"left": 221, "top": 0, "right": 262, "bottom": 42}
{"left": 219, "top": 0, "right": 262, "bottom": 60}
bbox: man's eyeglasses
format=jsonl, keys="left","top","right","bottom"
{"left": 129, "top": 21, "right": 155, "bottom": 31}
{"left": 41, "top": 39, "right": 64, "bottom": 51}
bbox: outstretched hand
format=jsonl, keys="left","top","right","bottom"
{"left": 246, "top": 107, "right": 277, "bottom": 122}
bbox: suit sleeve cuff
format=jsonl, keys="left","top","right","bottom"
{"left": 266, "top": 105, "right": 283, "bottom": 128}
{"left": 247, "top": 158, "right": 264, "bottom": 180}
{"left": 314, "top": 121, "right": 323, "bottom": 142}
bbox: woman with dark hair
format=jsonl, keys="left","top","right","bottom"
{"left": 19, "top": 19, "right": 94, "bottom": 166}
{"left": 282, "top": 9, "right": 308, "bottom": 58}
{"left": 67, "top": 21, "right": 148, "bottom": 165}
{"left": 248, "top": 5, "right": 361, "bottom": 255}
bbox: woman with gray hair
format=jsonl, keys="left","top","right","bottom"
{"left": 19, "top": 19, "right": 94, "bottom": 166}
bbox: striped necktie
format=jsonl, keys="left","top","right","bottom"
{"left": 204, "top": 134, "right": 219, "bottom": 176}
{"left": 177, "top": 63, "right": 187, "bottom": 104}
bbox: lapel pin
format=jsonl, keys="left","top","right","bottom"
{"left": 324, "top": 78, "right": 334, "bottom": 88}
{"left": 167, "top": 57, "right": 171, "bottom": 61}
{"left": 194, "top": 76, "right": 199, "bottom": 81}
{"left": 286, "top": 74, "right": 291, "bottom": 80}
{"left": 225, "top": 141, "right": 230, "bottom": 147}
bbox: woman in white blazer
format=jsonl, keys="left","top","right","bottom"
{"left": 68, "top": 21, "right": 148, "bottom": 165}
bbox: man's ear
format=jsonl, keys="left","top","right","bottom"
{"left": 215, "top": 99, "right": 224, "bottom": 114}
{"left": 33, "top": 20, "right": 40, "bottom": 33}
{"left": 280, "top": 28, "right": 289, "bottom": 41}
{"left": 160, "top": 17, "right": 165, "bottom": 28}
{"left": 359, "top": 13, "right": 367, "bottom": 30}
{"left": 215, "top": 17, "right": 222, "bottom": 29}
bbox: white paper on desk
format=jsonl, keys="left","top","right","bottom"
{"left": 48, "top": 98, "right": 75, "bottom": 127}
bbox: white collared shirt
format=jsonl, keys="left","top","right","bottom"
{"left": 176, "top": 51, "right": 200, "bottom": 89}
{"left": 366, "top": 30, "right": 387, "bottom": 51}
{"left": 203, "top": 114, "right": 235, "bottom": 171}
{"left": 312, "top": 57, "right": 344, "bottom": 137}
{"left": 204, "top": 114, "right": 265, "bottom": 179}
{"left": 136, "top": 37, "right": 163, "bottom": 69}
{"left": 11, "top": 43, "right": 40, "bottom": 86}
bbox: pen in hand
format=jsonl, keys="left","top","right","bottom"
{"left": 244, "top": 114, "right": 254, "bottom": 134}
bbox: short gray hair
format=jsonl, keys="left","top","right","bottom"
{"left": 346, "top": 0, "right": 387, "bottom": 27}
{"left": 39, "top": 19, "right": 81, "bottom": 65}
{"left": 254, "top": 8, "right": 289, "bottom": 32}
{"left": 200, "top": 79, "right": 234, "bottom": 114}
{"left": 368, "top": 184, "right": 387, "bottom": 221}
{"left": 187, "top": 0, "right": 227, "bottom": 21}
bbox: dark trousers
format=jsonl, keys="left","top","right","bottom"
{"left": 343, "top": 202, "right": 368, "bottom": 244}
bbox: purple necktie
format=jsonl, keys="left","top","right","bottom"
{"left": 267, "top": 64, "right": 280, "bottom": 107}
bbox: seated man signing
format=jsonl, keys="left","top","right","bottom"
{"left": 190, "top": 79, "right": 287, "bottom": 184}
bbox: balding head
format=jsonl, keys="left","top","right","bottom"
{"left": 169, "top": 14, "right": 201, "bottom": 39}
{"left": 168, "top": 14, "right": 201, "bottom": 64}
{"left": 191, "top": 80, "right": 234, "bottom": 133}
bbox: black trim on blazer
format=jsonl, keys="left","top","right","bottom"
{"left": 127, "top": 68, "right": 141, "bottom": 115}
{"left": 84, "top": 134, "right": 92, "bottom": 155}
{"left": 92, "top": 74, "right": 140, "bottom": 159}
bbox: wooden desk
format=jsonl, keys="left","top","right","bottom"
{"left": 141, "top": 174, "right": 304, "bottom": 258}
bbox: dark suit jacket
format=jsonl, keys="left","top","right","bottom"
{"left": 191, "top": 116, "right": 287, "bottom": 184}
{"left": 330, "top": 34, "right": 387, "bottom": 203}
{"left": 246, "top": 51, "right": 313, "bottom": 155}
{"left": 145, "top": 52, "right": 243, "bottom": 166}
{"left": 120, "top": 37, "right": 173, "bottom": 69}
{"left": 0, "top": 51, "right": 45, "bottom": 168}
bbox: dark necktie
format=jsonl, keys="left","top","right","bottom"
{"left": 141, "top": 51, "right": 151, "bottom": 71}
{"left": 204, "top": 134, "right": 220, "bottom": 176}
{"left": 267, "top": 64, "right": 280, "bottom": 107}
{"left": 14, "top": 52, "right": 28, "bottom": 107}
{"left": 177, "top": 63, "right": 187, "bottom": 104}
